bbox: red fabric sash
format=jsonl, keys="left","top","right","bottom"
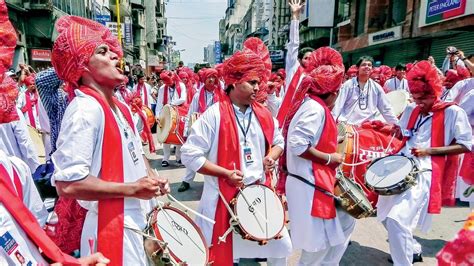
{"left": 395, "top": 101, "right": 455, "bottom": 214}
{"left": 162, "top": 83, "right": 182, "bottom": 105}
{"left": 309, "top": 96, "right": 338, "bottom": 219}
{"left": 276, "top": 67, "right": 303, "bottom": 127}
{"left": 0, "top": 164, "right": 80, "bottom": 265}
{"left": 198, "top": 88, "right": 220, "bottom": 113}
{"left": 210, "top": 96, "right": 274, "bottom": 266}
{"left": 22, "top": 91, "right": 39, "bottom": 128}
{"left": 185, "top": 83, "right": 196, "bottom": 105}
{"left": 460, "top": 150, "right": 473, "bottom": 185}
{"left": 79, "top": 86, "right": 135, "bottom": 266}
{"left": 137, "top": 83, "right": 148, "bottom": 107}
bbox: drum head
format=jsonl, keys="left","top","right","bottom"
{"left": 156, "top": 105, "right": 172, "bottom": 143}
{"left": 151, "top": 206, "right": 208, "bottom": 265}
{"left": 366, "top": 155, "right": 414, "bottom": 188}
{"left": 386, "top": 90, "right": 409, "bottom": 117}
{"left": 338, "top": 175, "right": 372, "bottom": 208}
{"left": 234, "top": 185, "right": 285, "bottom": 240}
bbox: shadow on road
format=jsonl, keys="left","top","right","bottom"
{"left": 414, "top": 236, "right": 446, "bottom": 259}
{"left": 341, "top": 241, "right": 390, "bottom": 266}
{"left": 169, "top": 181, "right": 204, "bottom": 202}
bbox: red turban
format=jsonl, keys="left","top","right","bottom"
{"left": 346, "top": 65, "right": 358, "bottom": 77}
{"left": 178, "top": 71, "right": 189, "bottom": 80}
{"left": 215, "top": 63, "right": 224, "bottom": 78}
{"left": 160, "top": 70, "right": 174, "bottom": 85}
{"left": 202, "top": 68, "right": 218, "bottom": 82}
{"left": 222, "top": 50, "right": 266, "bottom": 86}
{"left": 406, "top": 63, "right": 414, "bottom": 73}
{"left": 24, "top": 75, "right": 35, "bottom": 87}
{"left": 0, "top": 0, "right": 16, "bottom": 78}
{"left": 0, "top": 75, "right": 19, "bottom": 123}
{"left": 407, "top": 60, "right": 443, "bottom": 97}
{"left": 444, "top": 67, "right": 470, "bottom": 89}
{"left": 276, "top": 68, "right": 286, "bottom": 80}
{"left": 51, "top": 16, "right": 123, "bottom": 86}
{"left": 243, "top": 37, "right": 271, "bottom": 81}
{"left": 305, "top": 47, "right": 344, "bottom": 74}
{"left": 370, "top": 65, "right": 392, "bottom": 86}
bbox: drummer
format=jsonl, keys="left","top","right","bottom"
{"left": 49, "top": 15, "right": 170, "bottom": 265}
{"left": 378, "top": 61, "right": 471, "bottom": 265}
{"left": 178, "top": 68, "right": 222, "bottom": 192}
{"left": 181, "top": 46, "right": 292, "bottom": 265}
{"left": 281, "top": 47, "right": 355, "bottom": 265}
{"left": 384, "top": 63, "right": 409, "bottom": 93}
{"left": 155, "top": 70, "right": 187, "bottom": 167}
{"left": 132, "top": 72, "right": 153, "bottom": 110}
{"left": 332, "top": 56, "right": 399, "bottom": 125}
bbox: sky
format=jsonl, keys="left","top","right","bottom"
{"left": 165, "top": 0, "right": 227, "bottom": 65}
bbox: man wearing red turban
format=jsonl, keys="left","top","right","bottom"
{"left": 155, "top": 70, "right": 187, "bottom": 167}
{"left": 441, "top": 67, "right": 470, "bottom": 101}
{"left": 49, "top": 15, "right": 169, "bottom": 266}
{"left": 181, "top": 48, "right": 292, "bottom": 266}
{"left": 131, "top": 72, "right": 153, "bottom": 109}
{"left": 280, "top": 47, "right": 355, "bottom": 265}
{"left": 377, "top": 61, "right": 471, "bottom": 265}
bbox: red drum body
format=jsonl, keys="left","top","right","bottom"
{"left": 156, "top": 104, "right": 188, "bottom": 145}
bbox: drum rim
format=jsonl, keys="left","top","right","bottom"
{"left": 156, "top": 105, "right": 173, "bottom": 142}
{"left": 151, "top": 205, "right": 209, "bottom": 264}
{"left": 336, "top": 175, "right": 373, "bottom": 212}
{"left": 365, "top": 155, "right": 417, "bottom": 189}
{"left": 233, "top": 184, "right": 285, "bottom": 241}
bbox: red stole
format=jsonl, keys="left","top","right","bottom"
{"left": 211, "top": 96, "right": 274, "bottom": 266}
{"left": 79, "top": 86, "right": 136, "bottom": 266}
{"left": 198, "top": 88, "right": 220, "bottom": 113}
{"left": 137, "top": 83, "right": 149, "bottom": 106}
{"left": 309, "top": 96, "right": 338, "bottom": 219}
{"left": 163, "top": 84, "right": 182, "bottom": 105}
{"left": 21, "top": 90, "right": 39, "bottom": 128}
{"left": 185, "top": 83, "right": 196, "bottom": 105}
{"left": 276, "top": 66, "right": 304, "bottom": 127}
{"left": 396, "top": 101, "right": 456, "bottom": 214}
{"left": 0, "top": 164, "right": 80, "bottom": 265}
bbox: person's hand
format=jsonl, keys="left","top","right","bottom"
{"left": 289, "top": 0, "right": 304, "bottom": 19}
{"left": 78, "top": 252, "right": 110, "bottom": 266}
{"left": 428, "top": 56, "right": 435, "bottom": 65}
{"left": 147, "top": 169, "right": 170, "bottom": 195}
{"left": 226, "top": 169, "right": 244, "bottom": 188}
{"left": 458, "top": 50, "right": 465, "bottom": 59}
{"left": 328, "top": 153, "right": 343, "bottom": 168}
{"left": 131, "top": 177, "right": 162, "bottom": 199}
{"left": 390, "top": 124, "right": 403, "bottom": 139}
{"left": 263, "top": 155, "right": 276, "bottom": 172}
{"left": 266, "top": 82, "right": 276, "bottom": 94}
{"left": 411, "top": 147, "right": 430, "bottom": 157}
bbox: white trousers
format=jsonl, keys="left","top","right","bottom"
{"left": 163, "top": 144, "right": 181, "bottom": 162}
{"left": 182, "top": 167, "right": 196, "bottom": 182}
{"left": 297, "top": 233, "right": 352, "bottom": 266}
{"left": 234, "top": 258, "right": 287, "bottom": 266}
{"left": 383, "top": 217, "right": 422, "bottom": 266}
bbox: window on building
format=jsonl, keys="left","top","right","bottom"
{"left": 336, "top": 0, "right": 351, "bottom": 23}
{"left": 355, "top": 0, "right": 366, "bottom": 36}
{"left": 388, "top": 0, "right": 407, "bottom": 26}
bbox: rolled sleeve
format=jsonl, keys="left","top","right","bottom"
{"left": 452, "top": 108, "right": 472, "bottom": 150}
{"left": 272, "top": 117, "right": 284, "bottom": 150}
{"left": 287, "top": 100, "right": 323, "bottom": 156}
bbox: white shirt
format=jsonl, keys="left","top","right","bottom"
{"left": 16, "top": 91, "right": 42, "bottom": 131}
{"left": 154, "top": 82, "right": 187, "bottom": 116}
{"left": 384, "top": 77, "right": 409, "bottom": 93}
{"left": 0, "top": 150, "right": 48, "bottom": 266}
{"left": 0, "top": 108, "right": 40, "bottom": 173}
{"left": 132, "top": 82, "right": 153, "bottom": 109}
{"left": 285, "top": 20, "right": 300, "bottom": 92}
{"left": 332, "top": 77, "right": 399, "bottom": 125}
{"left": 442, "top": 78, "right": 474, "bottom": 103}
{"left": 184, "top": 88, "right": 217, "bottom": 136}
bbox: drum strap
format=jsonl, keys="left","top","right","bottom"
{"left": 287, "top": 172, "right": 340, "bottom": 201}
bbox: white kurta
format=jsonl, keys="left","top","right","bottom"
{"left": 0, "top": 108, "right": 40, "bottom": 173}
{"left": 384, "top": 77, "right": 409, "bottom": 93}
{"left": 377, "top": 104, "right": 472, "bottom": 232}
{"left": 285, "top": 20, "right": 300, "bottom": 93}
{"left": 51, "top": 90, "right": 148, "bottom": 264}
{"left": 154, "top": 82, "right": 187, "bottom": 116}
{"left": 0, "top": 150, "right": 48, "bottom": 266}
{"left": 181, "top": 103, "right": 292, "bottom": 259}
{"left": 132, "top": 82, "right": 153, "bottom": 109}
{"left": 332, "top": 77, "right": 399, "bottom": 125}
{"left": 183, "top": 89, "right": 216, "bottom": 137}
{"left": 16, "top": 91, "right": 42, "bottom": 130}
{"left": 286, "top": 98, "right": 355, "bottom": 252}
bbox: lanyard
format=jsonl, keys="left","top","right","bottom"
{"left": 357, "top": 80, "right": 370, "bottom": 110}
{"left": 413, "top": 114, "right": 432, "bottom": 134}
{"left": 112, "top": 107, "right": 131, "bottom": 139}
{"left": 234, "top": 108, "right": 253, "bottom": 145}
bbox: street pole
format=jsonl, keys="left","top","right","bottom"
{"left": 116, "top": 0, "right": 123, "bottom": 68}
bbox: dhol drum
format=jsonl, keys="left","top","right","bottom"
{"left": 143, "top": 106, "right": 156, "bottom": 128}
{"left": 27, "top": 126, "right": 45, "bottom": 163}
{"left": 374, "top": 90, "right": 410, "bottom": 121}
{"left": 231, "top": 184, "right": 285, "bottom": 245}
{"left": 156, "top": 104, "right": 187, "bottom": 145}
{"left": 335, "top": 173, "right": 374, "bottom": 219}
{"left": 365, "top": 155, "right": 419, "bottom": 195}
{"left": 148, "top": 205, "right": 209, "bottom": 265}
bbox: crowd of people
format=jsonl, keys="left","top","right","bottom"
{"left": 0, "top": 0, "right": 473, "bottom": 265}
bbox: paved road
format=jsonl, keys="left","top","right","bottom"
{"left": 147, "top": 143, "right": 471, "bottom": 266}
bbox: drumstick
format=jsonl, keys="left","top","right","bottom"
{"left": 167, "top": 194, "right": 215, "bottom": 224}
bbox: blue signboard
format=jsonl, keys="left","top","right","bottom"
{"left": 96, "top": 15, "right": 111, "bottom": 25}
{"left": 427, "top": 0, "right": 463, "bottom": 17}
{"left": 214, "top": 41, "right": 222, "bottom": 64}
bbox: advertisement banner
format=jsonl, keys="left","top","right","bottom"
{"left": 419, "top": 0, "right": 474, "bottom": 27}
{"left": 124, "top": 17, "right": 133, "bottom": 47}
{"left": 106, "top": 22, "right": 124, "bottom": 37}
{"left": 214, "top": 41, "right": 222, "bottom": 64}
{"left": 31, "top": 49, "right": 51, "bottom": 61}
{"left": 95, "top": 15, "right": 111, "bottom": 26}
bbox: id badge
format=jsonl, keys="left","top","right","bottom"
{"left": 128, "top": 141, "right": 139, "bottom": 165}
{"left": 0, "top": 231, "right": 34, "bottom": 266}
{"left": 243, "top": 146, "right": 254, "bottom": 164}
{"left": 402, "top": 129, "right": 413, "bottom": 137}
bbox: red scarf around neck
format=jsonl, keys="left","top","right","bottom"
{"left": 198, "top": 88, "right": 220, "bottom": 113}
{"left": 276, "top": 66, "right": 304, "bottom": 127}
{"left": 79, "top": 86, "right": 136, "bottom": 266}
{"left": 163, "top": 83, "right": 182, "bottom": 105}
{"left": 21, "top": 90, "right": 39, "bottom": 128}
{"left": 0, "top": 164, "right": 80, "bottom": 265}
{"left": 137, "top": 83, "right": 148, "bottom": 107}
{"left": 210, "top": 96, "right": 274, "bottom": 266}
{"left": 395, "top": 101, "right": 457, "bottom": 214}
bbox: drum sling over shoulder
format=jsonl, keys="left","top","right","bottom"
{"left": 287, "top": 172, "right": 341, "bottom": 202}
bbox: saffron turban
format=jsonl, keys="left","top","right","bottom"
{"left": 51, "top": 15, "right": 123, "bottom": 86}
{"left": 407, "top": 60, "right": 443, "bottom": 97}
{"left": 222, "top": 50, "right": 266, "bottom": 86}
